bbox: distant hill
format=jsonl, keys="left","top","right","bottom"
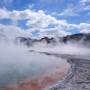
{"left": 0, "top": 32, "right": 90, "bottom": 47}
{"left": 62, "top": 33, "right": 90, "bottom": 46}
{"left": 15, "top": 37, "right": 57, "bottom": 46}
{"left": 15, "top": 33, "right": 90, "bottom": 47}
{"left": 63, "top": 33, "right": 90, "bottom": 42}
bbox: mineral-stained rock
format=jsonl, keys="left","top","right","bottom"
{"left": 48, "top": 57, "right": 90, "bottom": 90}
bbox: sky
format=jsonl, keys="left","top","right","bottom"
{"left": 0, "top": 0, "right": 90, "bottom": 38}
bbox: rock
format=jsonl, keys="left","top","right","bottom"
{"left": 48, "top": 57, "right": 90, "bottom": 90}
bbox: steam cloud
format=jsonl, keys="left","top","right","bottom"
{"left": 0, "top": 42, "right": 69, "bottom": 87}
{"left": 0, "top": 39, "right": 90, "bottom": 88}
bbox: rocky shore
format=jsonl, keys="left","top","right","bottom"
{"left": 48, "top": 55, "right": 90, "bottom": 90}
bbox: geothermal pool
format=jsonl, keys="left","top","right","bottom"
{"left": 0, "top": 43, "right": 90, "bottom": 90}
{"left": 0, "top": 45, "right": 70, "bottom": 90}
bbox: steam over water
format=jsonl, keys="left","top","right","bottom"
{"left": 0, "top": 42, "right": 69, "bottom": 87}
{"left": 0, "top": 41, "right": 90, "bottom": 90}
{"left": 30, "top": 42, "right": 90, "bottom": 56}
